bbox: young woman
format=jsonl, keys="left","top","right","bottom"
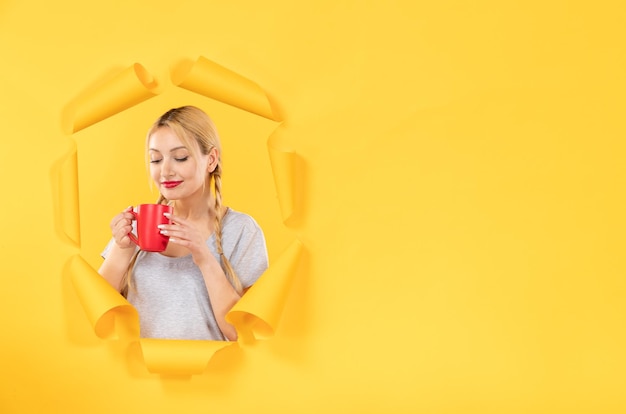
{"left": 98, "top": 106, "right": 268, "bottom": 341}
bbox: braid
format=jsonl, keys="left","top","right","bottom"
{"left": 212, "top": 163, "right": 243, "bottom": 294}
{"left": 121, "top": 249, "right": 140, "bottom": 298}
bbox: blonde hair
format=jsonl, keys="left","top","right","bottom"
{"left": 120, "top": 106, "right": 242, "bottom": 297}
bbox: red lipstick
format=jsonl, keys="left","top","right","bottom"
{"left": 162, "top": 181, "right": 182, "bottom": 189}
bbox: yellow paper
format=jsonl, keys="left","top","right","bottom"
{"left": 69, "top": 255, "right": 139, "bottom": 340}
{"left": 173, "top": 56, "right": 282, "bottom": 121}
{"left": 227, "top": 238, "right": 304, "bottom": 340}
{"left": 52, "top": 146, "right": 80, "bottom": 245}
{"left": 63, "top": 63, "right": 158, "bottom": 133}
{"left": 4, "top": 1, "right": 625, "bottom": 411}
{"left": 139, "top": 339, "right": 235, "bottom": 375}
{"left": 267, "top": 128, "right": 297, "bottom": 223}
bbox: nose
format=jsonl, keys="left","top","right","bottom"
{"left": 161, "top": 157, "right": 175, "bottom": 177}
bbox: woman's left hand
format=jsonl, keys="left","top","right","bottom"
{"left": 158, "top": 213, "right": 212, "bottom": 266}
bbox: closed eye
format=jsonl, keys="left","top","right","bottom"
{"left": 150, "top": 159, "right": 162, "bottom": 164}
{"left": 175, "top": 156, "right": 189, "bottom": 162}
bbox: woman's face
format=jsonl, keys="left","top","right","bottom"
{"left": 148, "top": 126, "right": 213, "bottom": 201}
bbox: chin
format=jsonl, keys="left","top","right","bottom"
{"left": 162, "top": 192, "right": 182, "bottom": 200}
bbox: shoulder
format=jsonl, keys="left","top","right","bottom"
{"left": 222, "top": 208, "right": 263, "bottom": 234}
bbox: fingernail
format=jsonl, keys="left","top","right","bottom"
{"left": 157, "top": 224, "right": 165, "bottom": 229}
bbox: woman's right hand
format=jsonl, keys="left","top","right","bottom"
{"left": 110, "top": 206, "right": 135, "bottom": 249}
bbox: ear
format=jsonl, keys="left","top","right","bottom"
{"left": 207, "top": 147, "right": 219, "bottom": 173}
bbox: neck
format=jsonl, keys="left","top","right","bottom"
{"left": 171, "top": 190, "right": 214, "bottom": 220}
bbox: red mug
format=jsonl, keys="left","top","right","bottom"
{"left": 127, "top": 204, "right": 173, "bottom": 252}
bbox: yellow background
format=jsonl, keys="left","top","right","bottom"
{"left": 1, "top": 1, "right": 625, "bottom": 413}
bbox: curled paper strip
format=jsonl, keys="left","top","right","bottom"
{"left": 63, "top": 63, "right": 158, "bottom": 133}
{"left": 55, "top": 147, "right": 81, "bottom": 245}
{"left": 173, "top": 56, "right": 282, "bottom": 121}
{"left": 69, "top": 255, "right": 139, "bottom": 340}
{"left": 139, "top": 339, "right": 235, "bottom": 375}
{"left": 267, "top": 129, "right": 298, "bottom": 223}
{"left": 227, "top": 239, "right": 304, "bottom": 340}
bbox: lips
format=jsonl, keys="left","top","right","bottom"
{"left": 162, "top": 181, "right": 182, "bottom": 189}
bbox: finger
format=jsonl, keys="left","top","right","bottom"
{"left": 114, "top": 219, "right": 132, "bottom": 234}
{"left": 158, "top": 227, "right": 189, "bottom": 240}
{"left": 163, "top": 212, "right": 189, "bottom": 226}
{"left": 110, "top": 215, "right": 123, "bottom": 229}
{"left": 111, "top": 219, "right": 123, "bottom": 234}
{"left": 156, "top": 223, "right": 187, "bottom": 233}
{"left": 167, "top": 237, "right": 185, "bottom": 245}
{"left": 117, "top": 206, "right": 133, "bottom": 218}
{"left": 115, "top": 221, "right": 133, "bottom": 236}
{"left": 110, "top": 210, "right": 133, "bottom": 228}
{"left": 115, "top": 227, "right": 131, "bottom": 242}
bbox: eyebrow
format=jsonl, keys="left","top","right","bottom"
{"left": 149, "top": 146, "right": 188, "bottom": 153}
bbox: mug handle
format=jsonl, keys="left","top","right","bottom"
{"left": 127, "top": 209, "right": 139, "bottom": 245}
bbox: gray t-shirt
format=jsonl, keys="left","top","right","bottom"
{"left": 102, "top": 208, "right": 268, "bottom": 341}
